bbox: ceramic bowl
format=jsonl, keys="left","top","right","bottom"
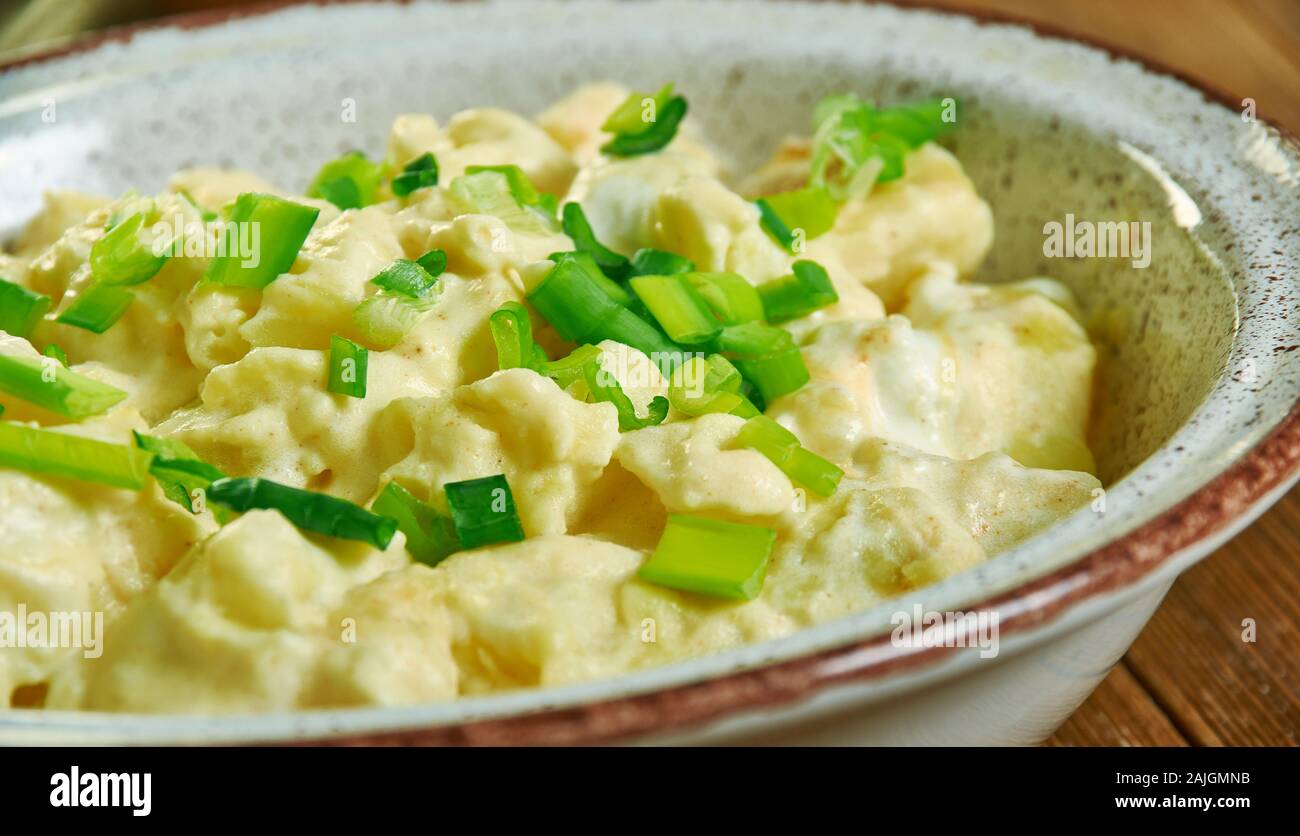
{"left": 0, "top": 0, "right": 1297, "bottom": 745}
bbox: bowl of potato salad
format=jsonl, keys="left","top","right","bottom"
{"left": 0, "top": 0, "right": 1297, "bottom": 746}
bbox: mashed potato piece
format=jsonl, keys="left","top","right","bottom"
{"left": 1, "top": 85, "right": 1101, "bottom": 713}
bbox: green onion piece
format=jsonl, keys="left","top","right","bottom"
{"left": 372, "top": 480, "right": 459, "bottom": 566}
{"left": 667, "top": 354, "right": 758, "bottom": 418}
{"left": 391, "top": 152, "right": 439, "bottom": 198}
{"left": 629, "top": 274, "right": 721, "bottom": 345}
{"left": 755, "top": 198, "right": 797, "bottom": 253}
{"left": 42, "top": 344, "right": 68, "bottom": 367}
{"left": 489, "top": 301, "right": 541, "bottom": 371}
{"left": 528, "top": 253, "right": 684, "bottom": 372}
{"left": 684, "top": 272, "right": 764, "bottom": 325}
{"left": 178, "top": 189, "right": 218, "bottom": 222}
{"left": 416, "top": 249, "right": 448, "bottom": 277}
{"left": 601, "top": 87, "right": 689, "bottom": 157}
{"left": 628, "top": 248, "right": 694, "bottom": 278}
{"left": 307, "top": 151, "right": 384, "bottom": 210}
{"left": 443, "top": 474, "right": 525, "bottom": 550}
{"left": 758, "top": 186, "right": 837, "bottom": 245}
{"left": 810, "top": 95, "right": 956, "bottom": 198}
{"left": 736, "top": 415, "right": 843, "bottom": 497}
{"left": 55, "top": 284, "right": 134, "bottom": 334}
{"left": 561, "top": 202, "right": 629, "bottom": 280}
{"left": 206, "top": 476, "right": 398, "bottom": 549}
{"left": 582, "top": 360, "right": 669, "bottom": 431}
{"left": 0, "top": 422, "right": 153, "bottom": 489}
{"left": 353, "top": 293, "right": 438, "bottom": 349}
{"left": 757, "top": 260, "right": 839, "bottom": 323}
{"left": 327, "top": 334, "right": 368, "bottom": 399}
{"left": 370, "top": 259, "right": 437, "bottom": 298}
{"left": 0, "top": 353, "right": 127, "bottom": 418}
{"left": 448, "top": 170, "right": 552, "bottom": 234}
{"left": 133, "top": 431, "right": 225, "bottom": 514}
{"left": 465, "top": 164, "right": 558, "bottom": 222}
{"left": 91, "top": 212, "right": 169, "bottom": 286}
{"left": 540, "top": 343, "right": 601, "bottom": 389}
{"left": 0, "top": 279, "right": 51, "bottom": 339}
{"left": 715, "top": 322, "right": 810, "bottom": 403}
{"left": 548, "top": 250, "right": 633, "bottom": 306}
{"left": 203, "top": 193, "right": 320, "bottom": 289}
{"left": 638, "top": 514, "right": 776, "bottom": 601}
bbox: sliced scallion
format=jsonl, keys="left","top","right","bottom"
{"left": 582, "top": 359, "right": 669, "bottom": 432}
{"left": 0, "top": 353, "right": 127, "bottom": 418}
{"left": 133, "top": 431, "right": 225, "bottom": 514}
{"left": 637, "top": 514, "right": 776, "bottom": 601}
{"left": 328, "top": 334, "right": 368, "bottom": 399}
{"left": 55, "top": 284, "right": 134, "bottom": 334}
{"left": 203, "top": 193, "right": 320, "bottom": 289}
{"left": 0, "top": 422, "right": 153, "bottom": 490}
{"left": 601, "top": 85, "right": 689, "bottom": 157}
{"left": 628, "top": 248, "right": 694, "bottom": 278}
{"left": 757, "top": 260, "right": 839, "bottom": 323}
{"left": 667, "top": 354, "right": 758, "bottom": 418}
{"left": 448, "top": 170, "right": 552, "bottom": 234}
{"left": 465, "top": 164, "right": 558, "bottom": 223}
{"left": 372, "top": 480, "right": 459, "bottom": 566}
{"left": 443, "top": 473, "right": 525, "bottom": 550}
{"left": 307, "top": 151, "right": 384, "bottom": 210}
{"left": 391, "top": 152, "right": 439, "bottom": 198}
{"left": 42, "top": 344, "right": 67, "bottom": 367}
{"left": 0, "top": 279, "right": 51, "bottom": 339}
{"left": 90, "top": 213, "right": 169, "bottom": 286}
{"left": 715, "top": 322, "right": 810, "bottom": 403}
{"left": 206, "top": 476, "right": 398, "bottom": 549}
{"left": 684, "top": 272, "right": 764, "bottom": 325}
{"left": 561, "top": 202, "right": 628, "bottom": 280}
{"left": 629, "top": 274, "right": 720, "bottom": 345}
{"left": 735, "top": 415, "right": 842, "bottom": 497}
{"left": 370, "top": 259, "right": 437, "bottom": 298}
{"left": 756, "top": 186, "right": 837, "bottom": 247}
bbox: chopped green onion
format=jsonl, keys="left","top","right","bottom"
{"left": 206, "top": 476, "right": 398, "bottom": 549}
{"left": 601, "top": 85, "right": 689, "bottom": 157}
{"left": 757, "top": 260, "right": 839, "bottom": 323}
{"left": 715, "top": 322, "right": 810, "bottom": 403}
{"left": 684, "top": 272, "right": 764, "bottom": 325}
{"left": 443, "top": 474, "right": 525, "bottom": 549}
{"left": 629, "top": 274, "right": 720, "bottom": 345}
{"left": 372, "top": 480, "right": 459, "bottom": 566}
{"left": 370, "top": 259, "right": 438, "bottom": 298}
{"left": 0, "top": 353, "right": 127, "bottom": 418}
{"left": 488, "top": 301, "right": 547, "bottom": 372}
{"left": 134, "top": 431, "right": 225, "bottom": 514}
{"left": 90, "top": 212, "right": 169, "bottom": 286}
{"left": 353, "top": 293, "right": 438, "bottom": 349}
{"left": 416, "top": 249, "right": 448, "bottom": 277}
{"left": 307, "top": 151, "right": 384, "bottom": 210}
{"left": 391, "top": 152, "right": 439, "bottom": 198}
{"left": 328, "top": 334, "right": 368, "bottom": 398}
{"left": 540, "top": 343, "right": 601, "bottom": 388}
{"left": 667, "top": 354, "right": 758, "bottom": 418}
{"left": 55, "top": 284, "right": 134, "bottom": 334}
{"left": 42, "top": 344, "right": 67, "bottom": 367}
{"left": 0, "top": 279, "right": 51, "bottom": 339}
{"left": 582, "top": 360, "right": 669, "bottom": 431}
{"left": 353, "top": 257, "right": 444, "bottom": 348}
{"left": 810, "top": 95, "right": 956, "bottom": 199}
{"left": 448, "top": 170, "right": 552, "bottom": 234}
{"left": 756, "top": 186, "right": 837, "bottom": 247}
{"left": 637, "top": 514, "right": 776, "bottom": 601}
{"left": 178, "top": 189, "right": 218, "bottom": 222}
{"left": 755, "top": 198, "right": 797, "bottom": 253}
{"left": 561, "top": 202, "right": 629, "bottom": 280}
{"left": 528, "top": 252, "right": 684, "bottom": 371}
{"left": 465, "top": 164, "right": 558, "bottom": 222}
{"left": 203, "top": 193, "right": 320, "bottom": 289}
{"left": 549, "top": 250, "right": 633, "bottom": 306}
{"left": 736, "top": 415, "right": 842, "bottom": 497}
{"left": 0, "top": 422, "right": 153, "bottom": 489}
{"left": 628, "top": 248, "right": 694, "bottom": 278}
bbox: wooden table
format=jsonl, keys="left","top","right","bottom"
{"left": 897, "top": 0, "right": 1300, "bottom": 747}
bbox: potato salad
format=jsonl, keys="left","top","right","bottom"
{"left": 0, "top": 84, "right": 1100, "bottom": 713}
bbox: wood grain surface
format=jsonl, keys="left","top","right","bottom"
{"left": 2, "top": 0, "right": 1296, "bottom": 745}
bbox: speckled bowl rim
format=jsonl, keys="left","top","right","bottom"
{"left": 0, "top": 0, "right": 1296, "bottom": 745}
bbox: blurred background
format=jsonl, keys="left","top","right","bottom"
{"left": 2, "top": 0, "right": 1296, "bottom": 746}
